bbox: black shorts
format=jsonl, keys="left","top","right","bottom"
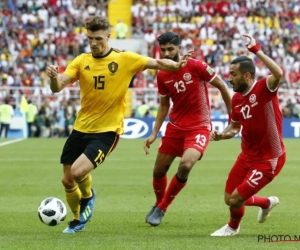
{"left": 60, "top": 129, "right": 119, "bottom": 168}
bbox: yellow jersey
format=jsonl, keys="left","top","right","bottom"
{"left": 63, "top": 48, "right": 149, "bottom": 134}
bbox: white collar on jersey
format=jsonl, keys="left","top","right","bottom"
{"left": 242, "top": 81, "right": 257, "bottom": 96}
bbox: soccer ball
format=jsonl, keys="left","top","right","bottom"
{"left": 38, "top": 197, "right": 67, "bottom": 226}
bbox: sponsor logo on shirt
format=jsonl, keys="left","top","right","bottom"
{"left": 164, "top": 80, "right": 173, "bottom": 84}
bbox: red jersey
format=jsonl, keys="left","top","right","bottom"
{"left": 157, "top": 58, "right": 216, "bottom": 130}
{"left": 231, "top": 78, "right": 285, "bottom": 160}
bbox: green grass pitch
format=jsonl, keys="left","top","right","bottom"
{"left": 0, "top": 138, "right": 299, "bottom": 250}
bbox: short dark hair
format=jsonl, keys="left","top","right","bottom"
{"left": 85, "top": 16, "right": 110, "bottom": 32}
{"left": 157, "top": 32, "right": 181, "bottom": 46}
{"left": 231, "top": 56, "right": 256, "bottom": 79}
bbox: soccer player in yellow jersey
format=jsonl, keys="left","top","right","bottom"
{"left": 46, "top": 16, "right": 190, "bottom": 233}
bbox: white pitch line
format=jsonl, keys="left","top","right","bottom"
{"left": 0, "top": 138, "right": 26, "bottom": 147}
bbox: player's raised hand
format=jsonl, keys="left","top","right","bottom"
{"left": 178, "top": 49, "right": 194, "bottom": 68}
{"left": 210, "top": 130, "right": 223, "bottom": 141}
{"left": 46, "top": 65, "right": 59, "bottom": 78}
{"left": 144, "top": 134, "right": 157, "bottom": 155}
{"left": 243, "top": 34, "right": 261, "bottom": 54}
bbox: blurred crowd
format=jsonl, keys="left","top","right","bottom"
{"left": 131, "top": 0, "right": 300, "bottom": 118}
{"left": 0, "top": 0, "right": 299, "bottom": 137}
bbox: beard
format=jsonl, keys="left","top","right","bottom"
{"left": 233, "top": 81, "right": 248, "bottom": 93}
{"left": 164, "top": 53, "right": 180, "bottom": 62}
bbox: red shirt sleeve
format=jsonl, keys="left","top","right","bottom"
{"left": 231, "top": 95, "right": 240, "bottom": 122}
{"left": 157, "top": 71, "right": 168, "bottom": 96}
{"left": 197, "top": 61, "right": 217, "bottom": 82}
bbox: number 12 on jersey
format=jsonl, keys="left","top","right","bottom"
{"left": 241, "top": 105, "right": 252, "bottom": 119}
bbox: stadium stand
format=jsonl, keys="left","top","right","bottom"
{"left": 0, "top": 0, "right": 299, "bottom": 137}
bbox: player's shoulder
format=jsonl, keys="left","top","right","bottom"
{"left": 186, "top": 59, "right": 212, "bottom": 73}
{"left": 157, "top": 70, "right": 166, "bottom": 78}
{"left": 186, "top": 58, "right": 200, "bottom": 67}
{"left": 252, "top": 77, "right": 269, "bottom": 92}
{"left": 73, "top": 53, "right": 93, "bottom": 61}
{"left": 186, "top": 58, "right": 209, "bottom": 67}
{"left": 232, "top": 92, "right": 242, "bottom": 102}
{"left": 112, "top": 48, "right": 136, "bottom": 56}
{"left": 112, "top": 48, "right": 123, "bottom": 53}
{"left": 256, "top": 77, "right": 267, "bottom": 85}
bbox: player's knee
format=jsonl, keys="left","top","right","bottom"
{"left": 71, "top": 167, "right": 85, "bottom": 181}
{"left": 153, "top": 165, "right": 169, "bottom": 178}
{"left": 229, "top": 198, "right": 238, "bottom": 208}
{"left": 178, "top": 160, "right": 194, "bottom": 174}
{"left": 224, "top": 196, "right": 230, "bottom": 206}
{"left": 229, "top": 197, "right": 243, "bottom": 209}
{"left": 61, "top": 176, "right": 75, "bottom": 189}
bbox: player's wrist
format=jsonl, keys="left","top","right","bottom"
{"left": 219, "top": 133, "right": 224, "bottom": 140}
{"left": 247, "top": 43, "right": 261, "bottom": 54}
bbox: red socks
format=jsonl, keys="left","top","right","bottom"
{"left": 228, "top": 206, "right": 245, "bottom": 230}
{"left": 227, "top": 195, "right": 269, "bottom": 229}
{"left": 158, "top": 174, "right": 186, "bottom": 212}
{"left": 153, "top": 175, "right": 168, "bottom": 205}
{"left": 244, "top": 195, "right": 270, "bottom": 209}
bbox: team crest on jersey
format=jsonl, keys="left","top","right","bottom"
{"left": 108, "top": 61, "right": 118, "bottom": 74}
{"left": 249, "top": 94, "right": 256, "bottom": 103}
{"left": 183, "top": 73, "right": 191, "bottom": 81}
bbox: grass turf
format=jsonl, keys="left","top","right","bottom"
{"left": 0, "top": 138, "right": 299, "bottom": 250}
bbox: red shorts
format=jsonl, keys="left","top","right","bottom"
{"left": 225, "top": 152, "right": 286, "bottom": 200}
{"left": 158, "top": 123, "right": 210, "bottom": 157}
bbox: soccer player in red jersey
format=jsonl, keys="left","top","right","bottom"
{"left": 210, "top": 34, "right": 286, "bottom": 236}
{"left": 143, "top": 32, "right": 232, "bottom": 226}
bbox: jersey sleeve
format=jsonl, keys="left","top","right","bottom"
{"left": 63, "top": 54, "right": 82, "bottom": 82}
{"left": 231, "top": 94, "right": 240, "bottom": 122}
{"left": 125, "top": 52, "right": 150, "bottom": 74}
{"left": 263, "top": 77, "right": 279, "bottom": 94}
{"left": 157, "top": 71, "right": 168, "bottom": 96}
{"left": 197, "top": 61, "right": 217, "bottom": 82}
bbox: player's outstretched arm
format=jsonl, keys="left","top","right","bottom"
{"left": 210, "top": 76, "right": 232, "bottom": 115}
{"left": 144, "top": 50, "right": 194, "bottom": 71}
{"left": 143, "top": 96, "right": 170, "bottom": 154}
{"left": 211, "top": 121, "right": 241, "bottom": 141}
{"left": 46, "top": 65, "right": 72, "bottom": 93}
{"left": 243, "top": 34, "right": 283, "bottom": 91}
